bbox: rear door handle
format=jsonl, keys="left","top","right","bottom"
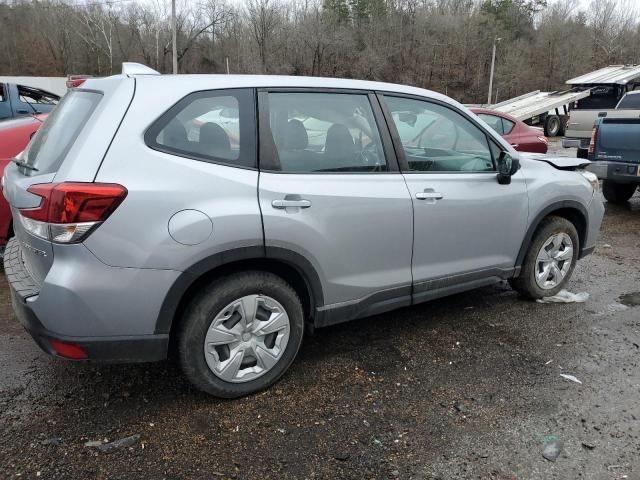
{"left": 415, "top": 192, "right": 444, "bottom": 200}
{"left": 272, "top": 199, "right": 312, "bottom": 209}
{"left": 510, "top": 144, "right": 519, "bottom": 148}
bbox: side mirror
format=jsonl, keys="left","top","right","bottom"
{"left": 497, "top": 151, "right": 520, "bottom": 185}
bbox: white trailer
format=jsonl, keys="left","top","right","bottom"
{"left": 488, "top": 89, "right": 592, "bottom": 137}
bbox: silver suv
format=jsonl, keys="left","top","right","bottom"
{"left": 4, "top": 64, "right": 604, "bottom": 398}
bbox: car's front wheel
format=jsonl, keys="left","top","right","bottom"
{"left": 177, "top": 271, "right": 304, "bottom": 398}
{"left": 510, "top": 216, "right": 579, "bottom": 299}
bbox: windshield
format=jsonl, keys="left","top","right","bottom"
{"left": 22, "top": 90, "right": 101, "bottom": 174}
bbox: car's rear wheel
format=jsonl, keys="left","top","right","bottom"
{"left": 178, "top": 271, "right": 304, "bottom": 398}
{"left": 544, "top": 115, "right": 561, "bottom": 137}
{"left": 602, "top": 180, "right": 637, "bottom": 204}
{"left": 509, "top": 216, "right": 579, "bottom": 299}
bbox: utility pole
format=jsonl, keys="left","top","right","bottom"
{"left": 171, "top": 0, "right": 178, "bottom": 74}
{"left": 487, "top": 36, "right": 501, "bottom": 105}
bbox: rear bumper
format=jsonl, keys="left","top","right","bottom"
{"left": 562, "top": 138, "right": 589, "bottom": 149}
{"left": 4, "top": 237, "right": 173, "bottom": 362}
{"left": 588, "top": 161, "right": 640, "bottom": 184}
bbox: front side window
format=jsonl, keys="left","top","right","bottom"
{"left": 264, "top": 92, "right": 387, "bottom": 173}
{"left": 146, "top": 89, "right": 255, "bottom": 168}
{"left": 385, "top": 96, "right": 495, "bottom": 172}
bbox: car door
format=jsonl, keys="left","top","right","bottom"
{"left": 380, "top": 94, "right": 529, "bottom": 301}
{"left": 257, "top": 90, "right": 414, "bottom": 318}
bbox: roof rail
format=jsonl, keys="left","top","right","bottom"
{"left": 122, "top": 63, "right": 160, "bottom": 76}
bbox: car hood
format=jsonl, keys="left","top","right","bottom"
{"left": 519, "top": 152, "right": 590, "bottom": 170}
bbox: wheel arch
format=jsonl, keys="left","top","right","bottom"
{"left": 515, "top": 201, "right": 588, "bottom": 272}
{"left": 155, "top": 246, "right": 323, "bottom": 339}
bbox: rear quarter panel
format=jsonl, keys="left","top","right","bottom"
{"left": 86, "top": 79, "right": 263, "bottom": 271}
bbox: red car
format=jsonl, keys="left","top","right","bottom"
{"left": 470, "top": 108, "right": 548, "bottom": 154}
{"left": 0, "top": 114, "right": 47, "bottom": 251}
{"left": 0, "top": 114, "right": 47, "bottom": 158}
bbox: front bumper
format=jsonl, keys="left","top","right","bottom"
{"left": 4, "top": 237, "right": 173, "bottom": 363}
{"left": 588, "top": 161, "right": 640, "bottom": 184}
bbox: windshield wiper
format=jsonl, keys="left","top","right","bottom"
{"left": 12, "top": 159, "right": 39, "bottom": 172}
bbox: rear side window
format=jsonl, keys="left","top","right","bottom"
{"left": 616, "top": 94, "right": 640, "bottom": 109}
{"left": 145, "top": 89, "right": 256, "bottom": 169}
{"left": 263, "top": 92, "right": 387, "bottom": 173}
{"left": 23, "top": 90, "right": 102, "bottom": 174}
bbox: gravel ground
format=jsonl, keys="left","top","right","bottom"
{"left": 1, "top": 145, "right": 639, "bottom": 479}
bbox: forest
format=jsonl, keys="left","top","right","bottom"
{"left": 1, "top": 0, "right": 639, "bottom": 103}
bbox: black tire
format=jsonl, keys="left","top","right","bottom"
{"left": 602, "top": 180, "right": 637, "bottom": 204}
{"left": 509, "top": 216, "right": 579, "bottom": 299}
{"left": 177, "top": 271, "right": 304, "bottom": 398}
{"left": 544, "top": 115, "right": 561, "bottom": 137}
{"left": 576, "top": 148, "right": 588, "bottom": 159}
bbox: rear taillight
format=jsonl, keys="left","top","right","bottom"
{"left": 66, "top": 78, "right": 86, "bottom": 88}
{"left": 588, "top": 126, "right": 598, "bottom": 159}
{"left": 19, "top": 183, "right": 127, "bottom": 243}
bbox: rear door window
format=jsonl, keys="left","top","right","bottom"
{"left": 262, "top": 92, "right": 388, "bottom": 173}
{"left": 22, "top": 90, "right": 102, "bottom": 174}
{"left": 145, "top": 89, "right": 255, "bottom": 168}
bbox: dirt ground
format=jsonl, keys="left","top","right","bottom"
{"left": 1, "top": 143, "right": 639, "bottom": 479}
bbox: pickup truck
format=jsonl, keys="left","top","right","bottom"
{"left": 0, "top": 82, "right": 59, "bottom": 120}
{"left": 587, "top": 115, "right": 640, "bottom": 203}
{"left": 564, "top": 89, "right": 640, "bottom": 158}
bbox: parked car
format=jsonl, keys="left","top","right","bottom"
{"left": 587, "top": 114, "right": 640, "bottom": 203}
{"left": 0, "top": 114, "right": 47, "bottom": 158}
{"left": 470, "top": 108, "right": 548, "bottom": 153}
{"left": 3, "top": 64, "right": 604, "bottom": 398}
{"left": 564, "top": 89, "right": 640, "bottom": 159}
{"left": 0, "top": 83, "right": 59, "bottom": 120}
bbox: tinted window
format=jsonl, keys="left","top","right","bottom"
{"left": 600, "top": 122, "right": 640, "bottom": 150}
{"left": 386, "top": 96, "right": 495, "bottom": 172}
{"left": 147, "top": 89, "right": 255, "bottom": 168}
{"left": 22, "top": 90, "right": 101, "bottom": 174}
{"left": 616, "top": 94, "right": 640, "bottom": 109}
{"left": 264, "top": 92, "right": 387, "bottom": 172}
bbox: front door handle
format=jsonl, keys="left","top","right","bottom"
{"left": 510, "top": 143, "right": 519, "bottom": 148}
{"left": 416, "top": 192, "right": 444, "bottom": 200}
{"left": 272, "top": 199, "right": 312, "bottom": 209}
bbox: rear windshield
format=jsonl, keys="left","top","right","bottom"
{"left": 22, "top": 90, "right": 101, "bottom": 174}
{"left": 600, "top": 122, "right": 640, "bottom": 151}
{"left": 616, "top": 94, "right": 640, "bottom": 109}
